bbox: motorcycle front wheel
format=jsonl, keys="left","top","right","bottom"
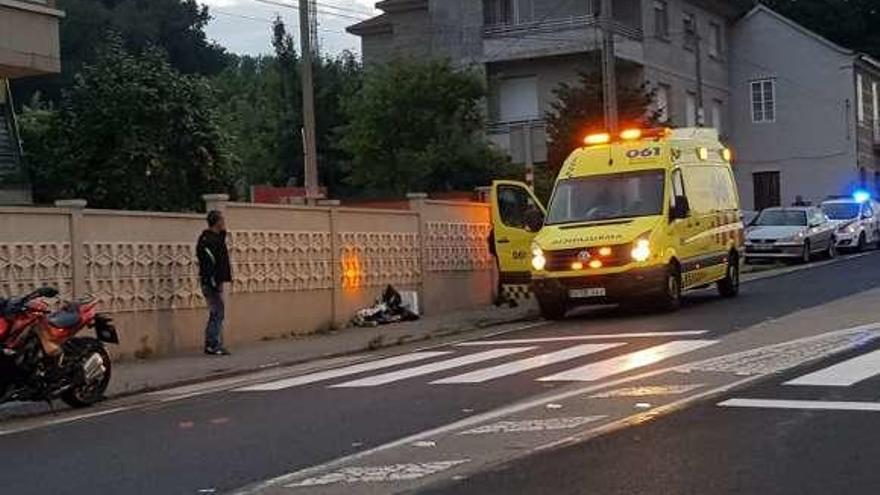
{"left": 60, "top": 337, "right": 112, "bottom": 408}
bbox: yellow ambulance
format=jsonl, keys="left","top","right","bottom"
{"left": 490, "top": 127, "right": 742, "bottom": 319}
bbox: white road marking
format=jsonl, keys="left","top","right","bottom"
{"left": 285, "top": 460, "right": 470, "bottom": 487}
{"left": 432, "top": 343, "right": 623, "bottom": 384}
{"left": 538, "top": 340, "right": 718, "bottom": 382}
{"left": 589, "top": 383, "right": 705, "bottom": 398}
{"left": 235, "top": 352, "right": 451, "bottom": 392}
{"left": 784, "top": 349, "right": 880, "bottom": 387}
{"left": 0, "top": 407, "right": 129, "bottom": 437}
{"left": 718, "top": 398, "right": 880, "bottom": 412}
{"left": 331, "top": 348, "right": 535, "bottom": 388}
{"left": 458, "top": 416, "right": 605, "bottom": 435}
{"left": 229, "top": 323, "right": 880, "bottom": 495}
{"left": 456, "top": 331, "right": 708, "bottom": 346}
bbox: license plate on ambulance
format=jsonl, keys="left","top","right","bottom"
{"left": 569, "top": 288, "right": 606, "bottom": 299}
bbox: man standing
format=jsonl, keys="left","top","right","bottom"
{"left": 197, "top": 210, "right": 232, "bottom": 356}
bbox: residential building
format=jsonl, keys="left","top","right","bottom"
{"left": 0, "top": 0, "right": 64, "bottom": 205}
{"left": 349, "top": 3, "right": 880, "bottom": 210}
{"left": 348, "top": 0, "right": 739, "bottom": 166}
{"left": 729, "top": 5, "right": 880, "bottom": 209}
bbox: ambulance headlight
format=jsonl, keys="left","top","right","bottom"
{"left": 631, "top": 239, "right": 651, "bottom": 262}
{"left": 531, "top": 244, "right": 546, "bottom": 271}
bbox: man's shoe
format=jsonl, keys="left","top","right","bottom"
{"left": 204, "top": 347, "right": 231, "bottom": 356}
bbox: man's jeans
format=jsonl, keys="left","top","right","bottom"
{"left": 202, "top": 284, "right": 225, "bottom": 350}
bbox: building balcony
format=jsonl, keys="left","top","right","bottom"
{"left": 0, "top": 0, "right": 64, "bottom": 78}
{"left": 482, "top": 16, "right": 644, "bottom": 64}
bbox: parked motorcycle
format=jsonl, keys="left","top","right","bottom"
{"left": 0, "top": 287, "right": 119, "bottom": 408}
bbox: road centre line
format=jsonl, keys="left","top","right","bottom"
{"left": 456, "top": 331, "right": 709, "bottom": 346}
{"left": 784, "top": 348, "right": 880, "bottom": 387}
{"left": 432, "top": 344, "right": 624, "bottom": 384}
{"left": 330, "top": 348, "right": 536, "bottom": 388}
{"left": 718, "top": 398, "right": 880, "bottom": 412}
{"left": 229, "top": 323, "right": 880, "bottom": 495}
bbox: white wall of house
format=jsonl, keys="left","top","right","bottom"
{"left": 729, "top": 7, "right": 859, "bottom": 210}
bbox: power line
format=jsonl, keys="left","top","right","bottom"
{"left": 252, "top": 0, "right": 368, "bottom": 22}
{"left": 211, "top": 8, "right": 349, "bottom": 36}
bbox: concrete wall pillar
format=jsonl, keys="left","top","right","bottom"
{"left": 407, "top": 192, "right": 428, "bottom": 313}
{"left": 54, "top": 199, "right": 87, "bottom": 298}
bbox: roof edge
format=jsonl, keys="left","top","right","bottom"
{"left": 740, "top": 4, "right": 853, "bottom": 56}
{"left": 346, "top": 13, "right": 392, "bottom": 36}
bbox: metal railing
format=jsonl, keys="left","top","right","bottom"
{"left": 483, "top": 15, "right": 643, "bottom": 41}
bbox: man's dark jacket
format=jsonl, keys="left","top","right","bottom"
{"left": 197, "top": 230, "right": 232, "bottom": 289}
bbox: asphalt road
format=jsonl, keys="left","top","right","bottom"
{"left": 1, "top": 253, "right": 880, "bottom": 495}
{"left": 424, "top": 337, "right": 880, "bottom": 495}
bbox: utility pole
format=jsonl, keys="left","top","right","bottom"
{"left": 299, "top": 0, "right": 320, "bottom": 199}
{"left": 600, "top": 0, "right": 618, "bottom": 133}
{"left": 689, "top": 26, "right": 705, "bottom": 127}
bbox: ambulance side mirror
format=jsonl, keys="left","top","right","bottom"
{"left": 671, "top": 196, "right": 691, "bottom": 220}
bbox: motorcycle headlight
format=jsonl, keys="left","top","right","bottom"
{"left": 631, "top": 239, "right": 651, "bottom": 262}
{"left": 531, "top": 244, "right": 546, "bottom": 271}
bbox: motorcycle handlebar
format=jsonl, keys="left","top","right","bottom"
{"left": 1, "top": 287, "right": 58, "bottom": 317}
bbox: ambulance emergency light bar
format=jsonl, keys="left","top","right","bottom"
{"left": 583, "top": 128, "right": 672, "bottom": 146}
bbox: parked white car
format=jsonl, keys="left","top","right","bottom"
{"left": 745, "top": 206, "right": 837, "bottom": 263}
{"left": 820, "top": 197, "right": 880, "bottom": 251}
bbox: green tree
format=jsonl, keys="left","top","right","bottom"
{"left": 340, "top": 60, "right": 510, "bottom": 197}
{"left": 545, "top": 60, "right": 661, "bottom": 176}
{"left": 21, "top": 35, "right": 237, "bottom": 211}
{"left": 13, "top": 0, "right": 228, "bottom": 105}
{"left": 758, "top": 0, "right": 880, "bottom": 59}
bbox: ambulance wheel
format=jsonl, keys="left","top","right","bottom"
{"left": 658, "top": 264, "right": 682, "bottom": 312}
{"left": 717, "top": 254, "right": 740, "bottom": 298}
{"left": 538, "top": 297, "right": 568, "bottom": 321}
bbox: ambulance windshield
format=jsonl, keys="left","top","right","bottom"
{"left": 546, "top": 170, "right": 666, "bottom": 225}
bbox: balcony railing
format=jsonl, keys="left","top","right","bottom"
{"left": 483, "top": 15, "right": 643, "bottom": 41}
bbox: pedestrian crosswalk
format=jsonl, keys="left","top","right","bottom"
{"left": 235, "top": 334, "right": 719, "bottom": 393}
{"left": 432, "top": 343, "right": 623, "bottom": 384}
{"left": 331, "top": 348, "right": 534, "bottom": 388}
{"left": 720, "top": 346, "right": 880, "bottom": 412}
{"left": 538, "top": 340, "right": 718, "bottom": 382}
{"left": 784, "top": 349, "right": 880, "bottom": 387}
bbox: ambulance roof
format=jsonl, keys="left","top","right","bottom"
{"left": 559, "top": 127, "right": 726, "bottom": 180}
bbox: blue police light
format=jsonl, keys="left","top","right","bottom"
{"left": 853, "top": 190, "right": 871, "bottom": 203}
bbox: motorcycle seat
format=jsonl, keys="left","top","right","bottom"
{"left": 48, "top": 304, "right": 81, "bottom": 329}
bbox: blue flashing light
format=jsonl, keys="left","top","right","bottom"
{"left": 854, "top": 190, "right": 871, "bottom": 203}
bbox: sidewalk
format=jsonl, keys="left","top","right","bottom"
{"left": 108, "top": 303, "right": 538, "bottom": 397}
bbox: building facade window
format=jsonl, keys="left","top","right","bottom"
{"left": 685, "top": 92, "right": 697, "bottom": 127}
{"left": 708, "top": 22, "right": 722, "bottom": 58}
{"left": 751, "top": 79, "right": 775, "bottom": 123}
{"left": 498, "top": 76, "right": 539, "bottom": 122}
{"left": 753, "top": 171, "right": 781, "bottom": 210}
{"left": 873, "top": 81, "right": 879, "bottom": 140}
{"left": 483, "top": 0, "right": 535, "bottom": 26}
{"left": 653, "top": 0, "right": 669, "bottom": 39}
{"left": 655, "top": 84, "right": 671, "bottom": 123}
{"left": 683, "top": 12, "right": 696, "bottom": 50}
{"left": 712, "top": 99, "right": 723, "bottom": 134}
{"left": 857, "top": 74, "right": 865, "bottom": 123}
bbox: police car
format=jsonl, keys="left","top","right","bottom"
{"left": 819, "top": 192, "right": 880, "bottom": 251}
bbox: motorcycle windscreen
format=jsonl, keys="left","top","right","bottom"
{"left": 94, "top": 315, "right": 119, "bottom": 344}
